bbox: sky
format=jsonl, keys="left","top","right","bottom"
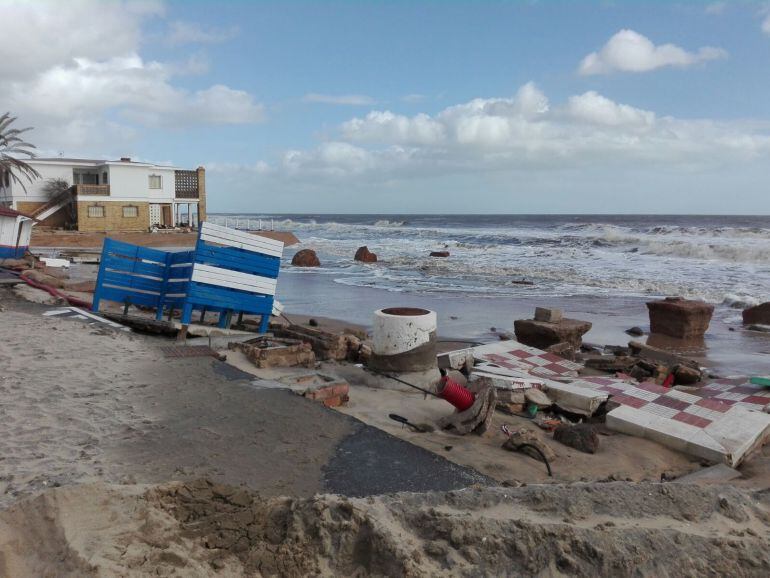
{"left": 2, "top": 0, "right": 770, "bottom": 214}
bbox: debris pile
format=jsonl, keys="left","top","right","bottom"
{"left": 229, "top": 337, "right": 315, "bottom": 368}
{"left": 270, "top": 323, "right": 364, "bottom": 362}
{"left": 437, "top": 329, "right": 770, "bottom": 467}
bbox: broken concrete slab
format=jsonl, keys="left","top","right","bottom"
{"left": 672, "top": 463, "right": 742, "bottom": 485}
{"left": 514, "top": 317, "right": 592, "bottom": 350}
{"left": 606, "top": 402, "right": 770, "bottom": 467}
{"left": 540, "top": 381, "right": 610, "bottom": 416}
{"left": 468, "top": 341, "right": 583, "bottom": 380}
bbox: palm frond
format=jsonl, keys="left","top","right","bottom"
{"left": 0, "top": 113, "right": 41, "bottom": 194}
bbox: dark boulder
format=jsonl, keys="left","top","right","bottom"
{"left": 743, "top": 302, "right": 770, "bottom": 325}
{"left": 430, "top": 251, "right": 450, "bottom": 257}
{"left": 553, "top": 423, "right": 599, "bottom": 454}
{"left": 354, "top": 246, "right": 377, "bottom": 263}
{"left": 291, "top": 249, "right": 320, "bottom": 267}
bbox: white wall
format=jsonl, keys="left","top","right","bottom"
{"left": 100, "top": 164, "right": 175, "bottom": 202}
{"left": 9, "top": 162, "right": 73, "bottom": 204}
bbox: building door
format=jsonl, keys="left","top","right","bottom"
{"left": 161, "top": 204, "right": 172, "bottom": 227}
{"left": 149, "top": 204, "right": 161, "bottom": 227}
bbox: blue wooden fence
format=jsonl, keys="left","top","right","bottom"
{"left": 92, "top": 222, "right": 284, "bottom": 333}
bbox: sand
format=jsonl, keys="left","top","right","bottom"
{"left": 4, "top": 279, "right": 770, "bottom": 576}
{"left": 2, "top": 479, "right": 769, "bottom": 577}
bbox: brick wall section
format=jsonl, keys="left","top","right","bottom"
{"left": 76, "top": 201, "right": 150, "bottom": 232}
{"left": 196, "top": 166, "right": 207, "bottom": 223}
{"left": 16, "top": 201, "right": 69, "bottom": 228}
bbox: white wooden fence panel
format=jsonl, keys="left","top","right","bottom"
{"left": 191, "top": 263, "right": 277, "bottom": 296}
{"left": 200, "top": 222, "right": 284, "bottom": 257}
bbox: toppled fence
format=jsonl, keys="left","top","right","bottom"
{"left": 92, "top": 222, "right": 284, "bottom": 334}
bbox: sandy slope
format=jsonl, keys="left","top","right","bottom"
{"left": 0, "top": 310, "right": 159, "bottom": 506}
{"left": 1, "top": 480, "right": 769, "bottom": 577}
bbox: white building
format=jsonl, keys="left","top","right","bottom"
{"left": 0, "top": 157, "right": 206, "bottom": 232}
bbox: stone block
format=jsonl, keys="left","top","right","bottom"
{"left": 646, "top": 297, "right": 714, "bottom": 339}
{"left": 534, "top": 307, "right": 562, "bottom": 323}
{"left": 514, "top": 318, "right": 592, "bottom": 349}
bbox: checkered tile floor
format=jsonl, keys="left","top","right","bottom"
{"left": 473, "top": 342, "right": 582, "bottom": 379}
{"left": 575, "top": 376, "right": 770, "bottom": 429}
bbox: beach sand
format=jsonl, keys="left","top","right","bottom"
{"left": 3, "top": 271, "right": 770, "bottom": 575}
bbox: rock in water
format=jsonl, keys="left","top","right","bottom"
{"left": 514, "top": 318, "right": 592, "bottom": 349}
{"left": 354, "top": 246, "right": 377, "bottom": 263}
{"left": 743, "top": 302, "right": 770, "bottom": 325}
{"left": 553, "top": 423, "right": 599, "bottom": 454}
{"left": 646, "top": 297, "right": 714, "bottom": 339}
{"left": 625, "top": 326, "right": 645, "bottom": 336}
{"left": 430, "top": 251, "right": 450, "bottom": 257}
{"left": 291, "top": 249, "right": 320, "bottom": 267}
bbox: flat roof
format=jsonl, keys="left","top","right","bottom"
{"left": 31, "top": 157, "right": 181, "bottom": 170}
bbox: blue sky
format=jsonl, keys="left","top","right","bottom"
{"left": 2, "top": 0, "right": 770, "bottom": 213}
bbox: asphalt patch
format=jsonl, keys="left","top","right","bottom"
{"left": 323, "top": 421, "right": 495, "bottom": 497}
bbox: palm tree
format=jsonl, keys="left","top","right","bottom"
{"left": 0, "top": 113, "right": 41, "bottom": 193}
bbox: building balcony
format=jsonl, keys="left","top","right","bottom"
{"left": 74, "top": 184, "right": 110, "bottom": 196}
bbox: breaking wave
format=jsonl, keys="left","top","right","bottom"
{"left": 214, "top": 213, "right": 770, "bottom": 304}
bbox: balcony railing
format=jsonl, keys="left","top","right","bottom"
{"left": 74, "top": 184, "right": 110, "bottom": 196}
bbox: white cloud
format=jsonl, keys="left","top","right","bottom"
{"left": 0, "top": 0, "right": 163, "bottom": 80}
{"left": 0, "top": 0, "right": 262, "bottom": 153}
{"left": 402, "top": 94, "right": 427, "bottom": 103}
{"left": 250, "top": 82, "right": 770, "bottom": 185}
{"left": 763, "top": 14, "right": 770, "bottom": 35}
{"left": 166, "top": 21, "right": 238, "bottom": 45}
{"left": 302, "top": 93, "right": 376, "bottom": 106}
{"left": 578, "top": 29, "right": 727, "bottom": 75}
{"left": 566, "top": 91, "right": 655, "bottom": 127}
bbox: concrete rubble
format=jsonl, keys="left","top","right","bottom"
{"left": 514, "top": 314, "right": 592, "bottom": 350}
{"left": 229, "top": 337, "right": 316, "bottom": 368}
{"left": 646, "top": 296, "right": 714, "bottom": 339}
{"left": 437, "top": 333, "right": 770, "bottom": 467}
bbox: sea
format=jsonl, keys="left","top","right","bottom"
{"left": 210, "top": 214, "right": 770, "bottom": 373}
{"left": 213, "top": 214, "right": 769, "bottom": 306}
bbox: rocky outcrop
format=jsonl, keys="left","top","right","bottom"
{"left": 743, "top": 302, "right": 770, "bottom": 325}
{"left": 354, "top": 246, "right": 377, "bottom": 263}
{"left": 429, "top": 251, "right": 450, "bottom": 257}
{"left": 291, "top": 249, "right": 320, "bottom": 267}
{"left": 646, "top": 297, "right": 714, "bottom": 339}
{"left": 514, "top": 318, "right": 592, "bottom": 350}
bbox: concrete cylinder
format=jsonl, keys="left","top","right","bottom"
{"left": 369, "top": 307, "right": 437, "bottom": 372}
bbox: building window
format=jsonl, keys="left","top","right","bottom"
{"left": 102, "top": 172, "right": 108, "bottom": 185}
{"left": 122, "top": 205, "right": 138, "bottom": 218}
{"left": 149, "top": 175, "right": 162, "bottom": 189}
{"left": 87, "top": 205, "right": 105, "bottom": 218}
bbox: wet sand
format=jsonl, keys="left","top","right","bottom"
{"left": 276, "top": 270, "right": 770, "bottom": 375}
